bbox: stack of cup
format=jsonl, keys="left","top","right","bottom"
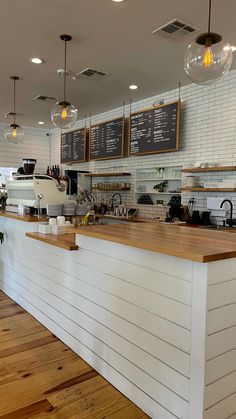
{"left": 47, "top": 203, "right": 62, "bottom": 217}
{"left": 62, "top": 201, "right": 76, "bottom": 216}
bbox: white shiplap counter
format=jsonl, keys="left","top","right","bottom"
{"left": 0, "top": 216, "right": 235, "bottom": 418}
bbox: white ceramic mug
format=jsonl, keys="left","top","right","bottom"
{"left": 57, "top": 216, "right": 65, "bottom": 225}
{"left": 49, "top": 218, "right": 57, "bottom": 226}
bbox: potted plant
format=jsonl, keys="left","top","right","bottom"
{"left": 153, "top": 180, "right": 168, "bottom": 192}
{"left": 0, "top": 191, "right": 6, "bottom": 243}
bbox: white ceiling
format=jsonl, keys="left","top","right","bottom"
{"left": 1, "top": 0, "right": 236, "bottom": 128}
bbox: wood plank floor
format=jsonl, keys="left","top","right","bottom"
{"left": 0, "top": 291, "right": 149, "bottom": 419}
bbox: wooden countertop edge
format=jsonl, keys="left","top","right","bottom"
{"left": 69, "top": 225, "right": 236, "bottom": 263}
{"left": 25, "top": 232, "right": 78, "bottom": 251}
{"left": 71, "top": 227, "right": 204, "bottom": 262}
{"left": 99, "top": 215, "right": 160, "bottom": 223}
{"left": 0, "top": 212, "right": 48, "bottom": 222}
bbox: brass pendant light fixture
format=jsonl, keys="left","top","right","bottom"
{"left": 184, "top": 0, "right": 232, "bottom": 85}
{"left": 51, "top": 34, "right": 78, "bottom": 129}
{"left": 4, "top": 76, "right": 24, "bottom": 143}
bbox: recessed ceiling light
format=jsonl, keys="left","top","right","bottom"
{"left": 38, "top": 121, "right": 45, "bottom": 125}
{"left": 223, "top": 45, "right": 236, "bottom": 52}
{"left": 112, "top": 0, "right": 125, "bottom": 2}
{"left": 30, "top": 57, "right": 43, "bottom": 64}
{"left": 129, "top": 84, "right": 138, "bottom": 90}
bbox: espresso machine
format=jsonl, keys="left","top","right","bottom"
{"left": 6, "top": 158, "right": 67, "bottom": 213}
{"left": 6, "top": 175, "right": 67, "bottom": 210}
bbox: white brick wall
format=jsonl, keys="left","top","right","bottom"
{"left": 0, "top": 124, "right": 49, "bottom": 174}
{"left": 50, "top": 68, "right": 236, "bottom": 222}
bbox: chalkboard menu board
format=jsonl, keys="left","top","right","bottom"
{"left": 129, "top": 101, "right": 180, "bottom": 156}
{"left": 61, "top": 128, "right": 86, "bottom": 163}
{"left": 89, "top": 117, "right": 124, "bottom": 161}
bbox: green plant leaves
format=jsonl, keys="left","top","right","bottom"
{"left": 0, "top": 232, "right": 4, "bottom": 244}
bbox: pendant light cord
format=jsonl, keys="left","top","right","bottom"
{"left": 208, "top": 0, "right": 212, "bottom": 33}
{"left": 13, "top": 77, "right": 16, "bottom": 125}
{"left": 63, "top": 39, "right": 67, "bottom": 103}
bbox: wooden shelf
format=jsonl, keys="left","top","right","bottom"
{"left": 182, "top": 166, "right": 236, "bottom": 173}
{"left": 182, "top": 187, "right": 236, "bottom": 192}
{"left": 92, "top": 187, "right": 130, "bottom": 191}
{"left": 85, "top": 172, "right": 131, "bottom": 177}
{"left": 135, "top": 191, "right": 181, "bottom": 195}
{"left": 136, "top": 178, "right": 182, "bottom": 181}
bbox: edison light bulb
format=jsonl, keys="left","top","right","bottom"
{"left": 12, "top": 128, "right": 17, "bottom": 138}
{"left": 184, "top": 38, "right": 232, "bottom": 85}
{"left": 203, "top": 46, "right": 213, "bottom": 67}
{"left": 4, "top": 124, "right": 24, "bottom": 143}
{"left": 51, "top": 101, "right": 78, "bottom": 129}
{"left": 61, "top": 107, "right": 68, "bottom": 120}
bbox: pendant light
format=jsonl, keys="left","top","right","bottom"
{"left": 51, "top": 34, "right": 78, "bottom": 129}
{"left": 184, "top": 0, "right": 232, "bottom": 85}
{"left": 4, "top": 76, "right": 24, "bottom": 143}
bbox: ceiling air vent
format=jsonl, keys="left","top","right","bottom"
{"left": 5, "top": 111, "right": 25, "bottom": 118}
{"left": 73, "top": 67, "right": 109, "bottom": 80}
{"left": 33, "top": 95, "right": 56, "bottom": 102}
{"left": 152, "top": 19, "right": 199, "bottom": 40}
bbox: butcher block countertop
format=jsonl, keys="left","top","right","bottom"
{"left": 0, "top": 212, "right": 48, "bottom": 222}
{"left": 70, "top": 223, "right": 236, "bottom": 263}
{"left": 26, "top": 232, "right": 78, "bottom": 251}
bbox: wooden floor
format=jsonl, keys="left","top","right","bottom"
{"left": 0, "top": 291, "right": 149, "bottom": 419}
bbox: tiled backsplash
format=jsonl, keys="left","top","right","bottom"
{"left": 50, "top": 69, "right": 236, "bottom": 223}
{"left": 0, "top": 125, "right": 49, "bottom": 174}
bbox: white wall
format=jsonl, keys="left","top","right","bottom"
{"left": 50, "top": 69, "right": 236, "bottom": 220}
{"left": 0, "top": 124, "right": 49, "bottom": 174}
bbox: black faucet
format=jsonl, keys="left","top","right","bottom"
{"left": 220, "top": 199, "right": 233, "bottom": 227}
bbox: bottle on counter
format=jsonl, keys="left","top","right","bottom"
{"left": 46, "top": 165, "right": 61, "bottom": 177}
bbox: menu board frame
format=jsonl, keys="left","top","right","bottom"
{"left": 60, "top": 127, "right": 87, "bottom": 164}
{"left": 129, "top": 100, "right": 180, "bottom": 156}
{"left": 89, "top": 116, "right": 125, "bottom": 161}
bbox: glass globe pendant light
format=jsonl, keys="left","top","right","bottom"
{"left": 4, "top": 76, "right": 24, "bottom": 143}
{"left": 51, "top": 34, "right": 78, "bottom": 129}
{"left": 184, "top": 0, "right": 232, "bottom": 85}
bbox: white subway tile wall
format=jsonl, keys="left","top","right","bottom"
{"left": 0, "top": 125, "right": 49, "bottom": 174}
{"left": 50, "top": 69, "right": 236, "bottom": 222}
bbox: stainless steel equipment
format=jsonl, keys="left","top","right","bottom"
{"left": 6, "top": 174, "right": 67, "bottom": 208}
{"left": 77, "top": 172, "right": 92, "bottom": 203}
{"left": 64, "top": 170, "right": 90, "bottom": 196}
